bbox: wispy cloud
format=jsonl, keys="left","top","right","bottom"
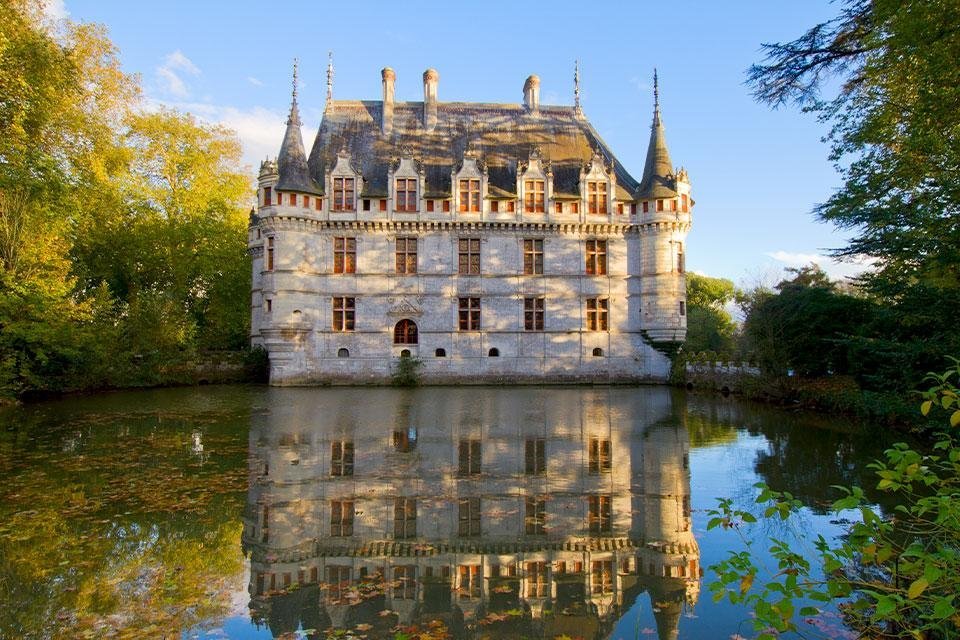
{"left": 247, "top": 76, "right": 264, "bottom": 87}
{"left": 155, "top": 50, "right": 201, "bottom": 98}
{"left": 765, "top": 250, "right": 876, "bottom": 281}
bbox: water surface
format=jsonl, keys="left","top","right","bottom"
{"left": 0, "top": 386, "right": 894, "bottom": 639}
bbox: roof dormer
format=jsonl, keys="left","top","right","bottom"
{"left": 389, "top": 157, "right": 424, "bottom": 213}
{"left": 581, "top": 149, "right": 613, "bottom": 216}
{"left": 452, "top": 148, "right": 487, "bottom": 214}
{"left": 329, "top": 148, "right": 361, "bottom": 213}
{"left": 518, "top": 147, "right": 550, "bottom": 214}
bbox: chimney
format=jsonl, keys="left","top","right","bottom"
{"left": 523, "top": 75, "right": 540, "bottom": 114}
{"left": 381, "top": 67, "right": 395, "bottom": 135}
{"left": 423, "top": 68, "right": 439, "bottom": 131}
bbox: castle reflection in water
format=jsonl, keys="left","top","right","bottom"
{"left": 242, "top": 388, "right": 700, "bottom": 639}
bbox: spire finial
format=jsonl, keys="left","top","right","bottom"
{"left": 653, "top": 68, "right": 661, "bottom": 122}
{"left": 326, "top": 51, "right": 334, "bottom": 106}
{"left": 574, "top": 59, "right": 583, "bottom": 116}
{"left": 292, "top": 57, "right": 299, "bottom": 102}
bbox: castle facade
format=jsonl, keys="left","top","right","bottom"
{"left": 249, "top": 63, "right": 692, "bottom": 384}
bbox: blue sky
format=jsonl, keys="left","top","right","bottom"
{"left": 52, "top": 0, "right": 867, "bottom": 285}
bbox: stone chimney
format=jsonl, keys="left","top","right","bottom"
{"left": 423, "top": 68, "right": 439, "bottom": 131}
{"left": 381, "top": 67, "right": 395, "bottom": 136}
{"left": 523, "top": 75, "right": 540, "bottom": 114}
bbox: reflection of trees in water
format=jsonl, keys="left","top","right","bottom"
{"left": 0, "top": 398, "right": 250, "bottom": 638}
{"left": 686, "top": 394, "right": 901, "bottom": 513}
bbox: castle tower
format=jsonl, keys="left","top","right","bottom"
{"left": 637, "top": 71, "right": 692, "bottom": 350}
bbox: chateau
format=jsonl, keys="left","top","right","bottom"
{"left": 249, "top": 61, "right": 692, "bottom": 385}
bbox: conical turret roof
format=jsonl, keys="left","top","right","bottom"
{"left": 276, "top": 61, "right": 323, "bottom": 195}
{"left": 637, "top": 70, "right": 677, "bottom": 199}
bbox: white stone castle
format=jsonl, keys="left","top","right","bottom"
{"left": 249, "top": 60, "right": 692, "bottom": 385}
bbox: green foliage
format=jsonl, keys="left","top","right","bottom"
{"left": 708, "top": 361, "right": 960, "bottom": 639}
{"left": 0, "top": 1, "right": 252, "bottom": 399}
{"left": 747, "top": 0, "right": 960, "bottom": 396}
{"left": 391, "top": 355, "right": 423, "bottom": 387}
{"left": 685, "top": 273, "right": 737, "bottom": 357}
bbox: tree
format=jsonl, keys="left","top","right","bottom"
{"left": 684, "top": 273, "right": 737, "bottom": 356}
{"left": 747, "top": 0, "right": 960, "bottom": 388}
{"left": 740, "top": 265, "right": 873, "bottom": 378}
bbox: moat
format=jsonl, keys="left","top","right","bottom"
{"left": 0, "top": 386, "right": 896, "bottom": 639}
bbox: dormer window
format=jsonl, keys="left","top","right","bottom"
{"left": 396, "top": 178, "right": 417, "bottom": 212}
{"left": 263, "top": 187, "right": 272, "bottom": 206}
{"left": 524, "top": 180, "right": 545, "bottom": 213}
{"left": 333, "top": 178, "right": 355, "bottom": 212}
{"left": 289, "top": 193, "right": 297, "bottom": 207}
{"left": 459, "top": 179, "right": 480, "bottom": 212}
{"left": 587, "top": 182, "right": 607, "bottom": 214}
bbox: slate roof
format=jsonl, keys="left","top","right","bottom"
{"left": 636, "top": 106, "right": 678, "bottom": 199}
{"left": 275, "top": 98, "right": 324, "bottom": 195}
{"left": 304, "top": 102, "right": 644, "bottom": 201}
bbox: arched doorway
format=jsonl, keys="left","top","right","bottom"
{"left": 394, "top": 319, "right": 418, "bottom": 345}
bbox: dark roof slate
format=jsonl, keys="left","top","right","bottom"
{"left": 307, "top": 101, "right": 641, "bottom": 201}
{"left": 275, "top": 99, "right": 324, "bottom": 195}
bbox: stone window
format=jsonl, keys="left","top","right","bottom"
{"left": 426, "top": 199, "right": 435, "bottom": 212}
{"left": 332, "top": 297, "right": 355, "bottom": 331}
{"left": 458, "top": 439, "right": 481, "bottom": 475}
{"left": 435, "top": 348, "right": 446, "bottom": 357}
{"left": 571, "top": 201, "right": 579, "bottom": 214}
{"left": 585, "top": 298, "right": 608, "bottom": 331}
{"left": 631, "top": 203, "right": 637, "bottom": 215}
{"left": 265, "top": 299, "right": 272, "bottom": 313}
{"left": 488, "top": 347, "right": 499, "bottom": 357}
{"left": 643, "top": 201, "right": 650, "bottom": 213}
{"left": 526, "top": 561, "right": 548, "bottom": 596}
{"left": 525, "top": 438, "right": 545, "bottom": 475}
{"left": 326, "top": 566, "right": 352, "bottom": 602}
{"left": 330, "top": 500, "right": 354, "bottom": 536}
{"left": 458, "top": 179, "right": 480, "bottom": 212}
{"left": 679, "top": 301, "right": 686, "bottom": 316}
{"left": 458, "top": 564, "right": 482, "bottom": 597}
{"left": 458, "top": 238, "right": 480, "bottom": 275}
{"left": 379, "top": 199, "right": 387, "bottom": 212}
{"left": 589, "top": 437, "right": 611, "bottom": 474}
{"left": 289, "top": 193, "right": 297, "bottom": 206}
{"left": 394, "top": 319, "right": 418, "bottom": 345}
{"left": 304, "top": 196, "right": 310, "bottom": 208}
{"left": 591, "top": 560, "right": 613, "bottom": 593}
{"left": 677, "top": 244, "right": 685, "bottom": 273}
{"left": 523, "top": 239, "right": 543, "bottom": 275}
{"left": 587, "top": 181, "right": 607, "bottom": 214}
{"left": 316, "top": 197, "right": 323, "bottom": 211}
{"left": 396, "top": 178, "right": 417, "bottom": 212}
{"left": 525, "top": 497, "right": 546, "bottom": 536}
{"left": 585, "top": 239, "right": 607, "bottom": 275}
{"left": 524, "top": 179, "right": 545, "bottom": 213}
{"left": 337, "top": 347, "right": 349, "bottom": 358}
{"left": 263, "top": 186, "right": 271, "bottom": 206}
{"left": 490, "top": 200, "right": 499, "bottom": 213}
{"left": 592, "top": 347, "right": 604, "bottom": 357}
{"left": 524, "top": 297, "right": 544, "bottom": 331}
{"left": 458, "top": 498, "right": 481, "bottom": 537}
{"left": 333, "top": 237, "right": 356, "bottom": 274}
{"left": 555, "top": 202, "right": 562, "bottom": 214}
{"left": 393, "top": 565, "right": 416, "bottom": 599}
{"left": 332, "top": 177, "right": 355, "bottom": 211}
{"left": 331, "top": 440, "right": 354, "bottom": 476}
{"left": 682, "top": 193, "right": 689, "bottom": 212}
{"left": 458, "top": 297, "right": 480, "bottom": 330}
{"left": 443, "top": 200, "right": 451, "bottom": 213}
{"left": 395, "top": 237, "right": 417, "bottom": 274}
{"left": 363, "top": 199, "right": 371, "bottom": 211}
{"left": 656, "top": 199, "right": 664, "bottom": 212}
{"left": 507, "top": 200, "right": 515, "bottom": 212}
{"left": 266, "top": 237, "right": 275, "bottom": 271}
{"left": 671, "top": 199, "right": 678, "bottom": 211}
{"left": 588, "top": 495, "right": 611, "bottom": 533}
{"left": 394, "top": 497, "right": 417, "bottom": 539}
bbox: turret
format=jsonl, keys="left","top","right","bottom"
{"left": 274, "top": 59, "right": 323, "bottom": 207}
{"left": 637, "top": 71, "right": 692, "bottom": 350}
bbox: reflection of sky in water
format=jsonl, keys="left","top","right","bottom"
{"left": 0, "top": 386, "right": 894, "bottom": 639}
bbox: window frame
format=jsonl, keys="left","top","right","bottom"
{"left": 394, "top": 497, "right": 417, "bottom": 539}
{"left": 522, "top": 238, "right": 543, "bottom": 275}
{"left": 587, "top": 181, "right": 608, "bottom": 214}
{"left": 458, "top": 179, "right": 480, "bottom": 212}
{"left": 458, "top": 439, "right": 481, "bottom": 476}
{"left": 588, "top": 495, "right": 612, "bottom": 534}
{"left": 524, "top": 179, "right": 545, "bottom": 213}
{"left": 458, "top": 497, "right": 481, "bottom": 538}
{"left": 395, "top": 237, "right": 417, "bottom": 274}
{"left": 458, "top": 238, "right": 481, "bottom": 275}
{"left": 585, "top": 239, "right": 607, "bottom": 275}
{"left": 585, "top": 297, "right": 609, "bottom": 332}
{"left": 588, "top": 437, "right": 611, "bottom": 474}
{"left": 332, "top": 177, "right": 355, "bottom": 212}
{"left": 525, "top": 496, "right": 546, "bottom": 536}
{"left": 330, "top": 499, "right": 355, "bottom": 537}
{"left": 395, "top": 177, "right": 418, "bottom": 212}
{"left": 524, "top": 297, "right": 544, "bottom": 331}
{"left": 458, "top": 297, "right": 481, "bottom": 331}
{"left": 333, "top": 236, "right": 356, "bottom": 274}
{"left": 331, "top": 440, "right": 354, "bottom": 476}
{"left": 332, "top": 296, "right": 356, "bottom": 332}
{"left": 525, "top": 438, "right": 546, "bottom": 475}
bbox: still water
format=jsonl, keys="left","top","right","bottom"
{"left": 0, "top": 386, "right": 895, "bottom": 639}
